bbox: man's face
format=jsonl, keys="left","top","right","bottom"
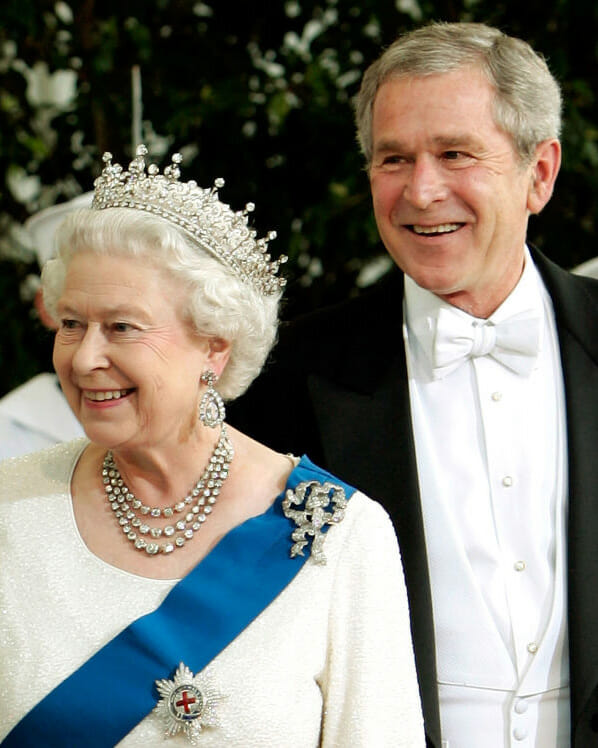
{"left": 369, "top": 66, "right": 548, "bottom": 317}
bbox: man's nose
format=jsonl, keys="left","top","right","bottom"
{"left": 403, "top": 156, "right": 448, "bottom": 209}
{"left": 71, "top": 326, "right": 110, "bottom": 373}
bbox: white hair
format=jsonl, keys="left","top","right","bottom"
{"left": 42, "top": 207, "right": 281, "bottom": 400}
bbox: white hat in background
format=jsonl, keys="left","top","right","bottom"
{"left": 24, "top": 192, "right": 93, "bottom": 267}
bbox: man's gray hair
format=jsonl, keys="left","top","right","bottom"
{"left": 42, "top": 208, "right": 281, "bottom": 401}
{"left": 355, "top": 22, "right": 562, "bottom": 166}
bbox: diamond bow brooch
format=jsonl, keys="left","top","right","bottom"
{"left": 282, "top": 480, "right": 347, "bottom": 565}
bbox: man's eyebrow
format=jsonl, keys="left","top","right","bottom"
{"left": 433, "top": 134, "right": 483, "bottom": 149}
{"left": 372, "top": 134, "right": 484, "bottom": 154}
{"left": 372, "top": 138, "right": 407, "bottom": 154}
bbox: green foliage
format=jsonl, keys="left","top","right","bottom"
{"left": 1, "top": 0, "right": 597, "bottom": 394}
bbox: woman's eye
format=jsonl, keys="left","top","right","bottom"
{"left": 60, "top": 318, "right": 79, "bottom": 329}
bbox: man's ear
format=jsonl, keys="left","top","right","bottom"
{"left": 527, "top": 138, "right": 561, "bottom": 215}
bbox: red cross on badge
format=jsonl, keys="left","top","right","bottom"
{"left": 176, "top": 689, "right": 197, "bottom": 714}
{"left": 154, "top": 662, "right": 220, "bottom": 741}
{"left": 169, "top": 684, "right": 203, "bottom": 721}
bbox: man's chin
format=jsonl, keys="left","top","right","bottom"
{"left": 407, "top": 268, "right": 464, "bottom": 297}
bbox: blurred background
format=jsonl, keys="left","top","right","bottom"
{"left": 1, "top": 0, "right": 597, "bottom": 395}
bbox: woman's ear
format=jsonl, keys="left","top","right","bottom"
{"left": 207, "top": 337, "right": 232, "bottom": 378}
{"left": 527, "top": 138, "right": 561, "bottom": 215}
{"left": 34, "top": 288, "right": 58, "bottom": 331}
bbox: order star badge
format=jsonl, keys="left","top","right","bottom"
{"left": 154, "top": 662, "right": 219, "bottom": 744}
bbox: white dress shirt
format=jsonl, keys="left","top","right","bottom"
{"left": 404, "top": 249, "right": 569, "bottom": 747}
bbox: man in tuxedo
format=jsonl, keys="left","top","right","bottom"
{"left": 230, "top": 22, "right": 598, "bottom": 747}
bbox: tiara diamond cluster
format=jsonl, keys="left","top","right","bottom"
{"left": 92, "top": 144, "right": 287, "bottom": 296}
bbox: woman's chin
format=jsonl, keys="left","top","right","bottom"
{"left": 80, "top": 423, "right": 129, "bottom": 450}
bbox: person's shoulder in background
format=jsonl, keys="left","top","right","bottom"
{"left": 0, "top": 373, "right": 83, "bottom": 460}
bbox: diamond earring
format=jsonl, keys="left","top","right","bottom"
{"left": 199, "top": 370, "right": 225, "bottom": 428}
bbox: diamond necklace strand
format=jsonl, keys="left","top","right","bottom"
{"left": 103, "top": 424, "right": 234, "bottom": 556}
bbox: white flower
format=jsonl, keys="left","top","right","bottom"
{"left": 193, "top": 2, "right": 213, "bottom": 17}
{"left": 356, "top": 255, "right": 394, "bottom": 288}
{"left": 55, "top": 1, "right": 74, "bottom": 24}
{"left": 0, "top": 222, "right": 36, "bottom": 263}
{"left": 23, "top": 61, "right": 77, "bottom": 109}
{"left": 396, "top": 0, "right": 424, "bottom": 21}
{"left": 6, "top": 165, "right": 41, "bottom": 204}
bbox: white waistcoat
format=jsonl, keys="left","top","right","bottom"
{"left": 404, "top": 253, "right": 569, "bottom": 747}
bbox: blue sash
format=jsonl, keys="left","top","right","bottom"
{"left": 2, "top": 456, "right": 355, "bottom": 747}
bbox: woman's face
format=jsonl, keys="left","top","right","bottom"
{"left": 53, "top": 251, "right": 226, "bottom": 452}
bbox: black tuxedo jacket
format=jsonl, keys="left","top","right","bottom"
{"left": 229, "top": 249, "right": 598, "bottom": 747}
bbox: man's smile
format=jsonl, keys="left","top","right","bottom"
{"left": 408, "top": 223, "right": 464, "bottom": 236}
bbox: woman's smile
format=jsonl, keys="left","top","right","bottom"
{"left": 82, "top": 388, "right": 135, "bottom": 402}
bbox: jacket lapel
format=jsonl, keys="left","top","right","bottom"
{"left": 305, "top": 270, "right": 442, "bottom": 747}
{"left": 304, "top": 253, "right": 598, "bottom": 747}
{"left": 533, "top": 249, "right": 598, "bottom": 743}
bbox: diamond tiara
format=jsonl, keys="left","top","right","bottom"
{"left": 91, "top": 144, "right": 287, "bottom": 296}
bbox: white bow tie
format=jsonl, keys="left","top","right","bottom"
{"left": 432, "top": 306, "right": 541, "bottom": 379}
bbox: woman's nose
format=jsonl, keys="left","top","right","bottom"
{"left": 71, "top": 326, "right": 110, "bottom": 374}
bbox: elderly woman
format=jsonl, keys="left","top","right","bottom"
{"left": 0, "top": 146, "right": 424, "bottom": 747}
